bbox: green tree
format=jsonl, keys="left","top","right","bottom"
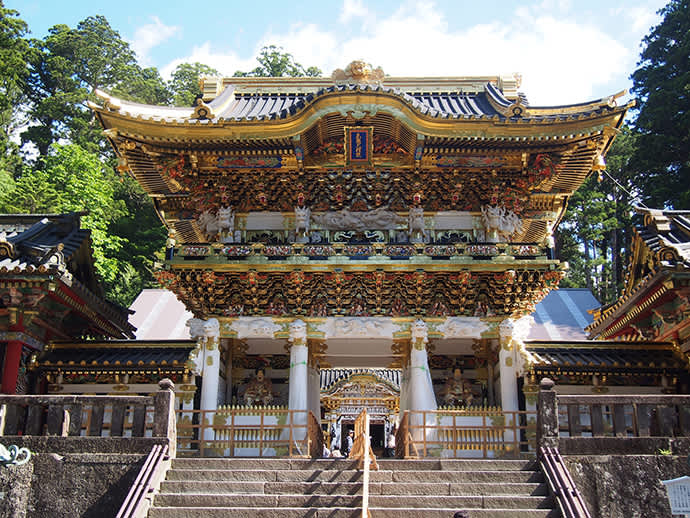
{"left": 0, "top": 2, "right": 30, "bottom": 177}
{"left": 22, "top": 16, "right": 156, "bottom": 156}
{"left": 111, "top": 66, "right": 171, "bottom": 105}
{"left": 630, "top": 0, "right": 690, "bottom": 209}
{"left": 2, "top": 144, "right": 128, "bottom": 295}
{"left": 557, "top": 128, "right": 638, "bottom": 303}
{"left": 233, "top": 45, "right": 321, "bottom": 77}
{"left": 169, "top": 62, "right": 219, "bottom": 106}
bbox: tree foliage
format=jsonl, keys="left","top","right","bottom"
{"left": 234, "top": 45, "right": 321, "bottom": 77}
{"left": 1, "top": 11, "right": 322, "bottom": 307}
{"left": 169, "top": 62, "right": 220, "bottom": 106}
{"left": 631, "top": 0, "right": 690, "bottom": 209}
{"left": 0, "top": 2, "right": 30, "bottom": 177}
{"left": 558, "top": 128, "right": 638, "bottom": 303}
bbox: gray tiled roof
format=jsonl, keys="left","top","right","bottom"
{"left": 525, "top": 341, "right": 688, "bottom": 374}
{"left": 98, "top": 82, "right": 619, "bottom": 125}
{"left": 38, "top": 341, "right": 194, "bottom": 370}
{"left": 0, "top": 213, "right": 90, "bottom": 273}
{"left": 635, "top": 207, "right": 690, "bottom": 268}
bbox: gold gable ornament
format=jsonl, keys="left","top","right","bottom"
{"left": 332, "top": 60, "right": 384, "bottom": 86}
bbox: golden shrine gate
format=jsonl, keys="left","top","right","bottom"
{"left": 84, "top": 60, "right": 632, "bottom": 456}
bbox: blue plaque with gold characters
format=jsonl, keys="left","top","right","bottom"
{"left": 344, "top": 126, "right": 373, "bottom": 167}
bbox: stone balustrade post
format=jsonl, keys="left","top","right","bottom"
{"left": 537, "top": 377, "right": 559, "bottom": 453}
{"left": 154, "top": 378, "right": 177, "bottom": 456}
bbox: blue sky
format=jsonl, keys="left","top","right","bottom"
{"left": 11, "top": 0, "right": 668, "bottom": 105}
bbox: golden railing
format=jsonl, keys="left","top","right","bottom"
{"left": 396, "top": 408, "right": 537, "bottom": 458}
{"left": 175, "top": 407, "right": 319, "bottom": 457}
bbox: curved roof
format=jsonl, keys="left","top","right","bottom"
{"left": 90, "top": 80, "right": 630, "bottom": 127}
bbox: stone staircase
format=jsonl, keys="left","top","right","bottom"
{"left": 148, "top": 457, "right": 559, "bottom": 518}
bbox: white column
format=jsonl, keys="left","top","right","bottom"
{"left": 199, "top": 319, "right": 221, "bottom": 442}
{"left": 288, "top": 343, "right": 309, "bottom": 411}
{"left": 498, "top": 317, "right": 534, "bottom": 450}
{"left": 407, "top": 320, "right": 437, "bottom": 443}
{"left": 287, "top": 320, "right": 309, "bottom": 443}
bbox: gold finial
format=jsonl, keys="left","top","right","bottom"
{"left": 332, "top": 60, "right": 384, "bottom": 86}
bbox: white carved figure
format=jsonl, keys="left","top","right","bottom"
{"left": 411, "top": 319, "right": 428, "bottom": 349}
{"left": 333, "top": 317, "right": 387, "bottom": 338}
{"left": 230, "top": 317, "right": 281, "bottom": 338}
{"left": 294, "top": 206, "right": 311, "bottom": 242}
{"left": 217, "top": 206, "right": 234, "bottom": 232}
{"left": 202, "top": 318, "right": 220, "bottom": 339}
{"left": 408, "top": 207, "right": 425, "bottom": 242}
{"left": 438, "top": 317, "right": 489, "bottom": 338}
{"left": 481, "top": 205, "right": 521, "bottom": 243}
{"left": 197, "top": 210, "right": 220, "bottom": 240}
{"left": 289, "top": 319, "right": 308, "bottom": 345}
{"left": 312, "top": 207, "right": 405, "bottom": 231}
{"left": 186, "top": 318, "right": 205, "bottom": 339}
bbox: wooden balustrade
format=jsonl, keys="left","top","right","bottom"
{"left": 176, "top": 407, "right": 321, "bottom": 457}
{"left": 396, "top": 408, "right": 535, "bottom": 458}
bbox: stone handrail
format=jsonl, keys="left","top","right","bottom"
{"left": 539, "top": 446, "right": 592, "bottom": 518}
{"left": 0, "top": 380, "right": 176, "bottom": 450}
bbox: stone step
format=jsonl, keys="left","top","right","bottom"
{"left": 165, "top": 468, "right": 543, "bottom": 484}
{"left": 172, "top": 458, "right": 350, "bottom": 471}
{"left": 148, "top": 506, "right": 558, "bottom": 518}
{"left": 172, "top": 458, "right": 537, "bottom": 472}
{"left": 155, "top": 493, "right": 554, "bottom": 509}
{"left": 159, "top": 480, "right": 549, "bottom": 497}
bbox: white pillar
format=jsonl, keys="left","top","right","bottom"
{"left": 288, "top": 343, "right": 309, "bottom": 410}
{"left": 407, "top": 320, "right": 437, "bottom": 444}
{"left": 287, "top": 320, "right": 309, "bottom": 443}
{"left": 498, "top": 316, "right": 534, "bottom": 450}
{"left": 199, "top": 319, "right": 221, "bottom": 442}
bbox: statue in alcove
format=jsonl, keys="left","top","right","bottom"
{"left": 441, "top": 368, "right": 474, "bottom": 407}
{"left": 243, "top": 369, "right": 274, "bottom": 406}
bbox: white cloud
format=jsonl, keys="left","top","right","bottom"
{"left": 339, "top": 0, "right": 370, "bottom": 24}
{"left": 160, "top": 42, "right": 257, "bottom": 79}
{"left": 161, "top": 0, "right": 660, "bottom": 105}
{"left": 130, "top": 17, "right": 180, "bottom": 66}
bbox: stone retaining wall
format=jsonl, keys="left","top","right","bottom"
{"left": 0, "top": 437, "right": 168, "bottom": 518}
{"left": 564, "top": 454, "right": 688, "bottom": 518}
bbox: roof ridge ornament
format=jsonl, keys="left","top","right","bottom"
{"left": 332, "top": 60, "right": 384, "bottom": 86}
{"left": 191, "top": 98, "right": 215, "bottom": 120}
{"left": 0, "top": 231, "right": 15, "bottom": 260}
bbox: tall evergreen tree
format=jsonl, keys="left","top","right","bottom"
{"left": 631, "top": 0, "right": 690, "bottom": 209}
{"left": 234, "top": 45, "right": 321, "bottom": 77}
{"left": 0, "top": 2, "right": 29, "bottom": 178}
{"left": 169, "top": 62, "right": 219, "bottom": 106}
